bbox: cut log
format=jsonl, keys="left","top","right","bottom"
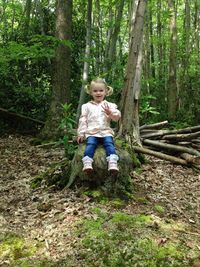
{"left": 143, "top": 139, "right": 200, "bottom": 156}
{"left": 140, "top": 129, "right": 158, "bottom": 134}
{"left": 177, "top": 142, "right": 191, "bottom": 145}
{"left": 140, "top": 120, "right": 169, "bottom": 130}
{"left": 132, "top": 146, "right": 188, "bottom": 165}
{"left": 141, "top": 125, "right": 200, "bottom": 139}
{"left": 140, "top": 129, "right": 159, "bottom": 134}
{"left": 180, "top": 153, "right": 200, "bottom": 165}
{"left": 162, "top": 131, "right": 200, "bottom": 142}
{"left": 141, "top": 130, "right": 168, "bottom": 139}
{"left": 171, "top": 125, "right": 200, "bottom": 134}
{"left": 192, "top": 139, "right": 200, "bottom": 144}
{"left": 191, "top": 143, "right": 200, "bottom": 150}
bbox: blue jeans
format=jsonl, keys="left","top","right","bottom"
{"left": 84, "top": 136, "right": 117, "bottom": 158}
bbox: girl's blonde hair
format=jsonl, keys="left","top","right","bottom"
{"left": 85, "top": 78, "right": 113, "bottom": 96}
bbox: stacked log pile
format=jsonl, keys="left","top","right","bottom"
{"left": 133, "top": 121, "right": 200, "bottom": 167}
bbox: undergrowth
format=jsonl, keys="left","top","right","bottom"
{"left": 71, "top": 208, "right": 198, "bottom": 267}
{"left": 1, "top": 207, "right": 199, "bottom": 266}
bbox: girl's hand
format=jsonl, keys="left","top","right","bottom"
{"left": 77, "top": 136, "right": 84, "bottom": 144}
{"left": 102, "top": 103, "right": 112, "bottom": 116}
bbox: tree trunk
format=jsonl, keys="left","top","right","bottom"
{"left": 157, "top": 0, "right": 163, "bottom": 81}
{"left": 119, "top": 0, "right": 147, "bottom": 145}
{"left": 76, "top": 0, "right": 92, "bottom": 123}
{"left": 149, "top": 4, "right": 155, "bottom": 80}
{"left": 106, "top": 0, "right": 125, "bottom": 80}
{"left": 93, "top": 0, "right": 101, "bottom": 75}
{"left": 104, "top": 4, "right": 113, "bottom": 70}
{"left": 179, "top": 0, "right": 190, "bottom": 112}
{"left": 1, "top": 0, "right": 8, "bottom": 43}
{"left": 37, "top": 0, "right": 45, "bottom": 35}
{"left": 143, "top": 2, "right": 151, "bottom": 95}
{"left": 40, "top": 0, "right": 72, "bottom": 139}
{"left": 11, "top": 0, "right": 16, "bottom": 40}
{"left": 23, "top": 0, "right": 32, "bottom": 40}
{"left": 167, "top": 0, "right": 178, "bottom": 120}
{"left": 194, "top": 0, "right": 200, "bottom": 57}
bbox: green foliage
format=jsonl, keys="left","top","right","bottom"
{"left": 0, "top": 37, "right": 55, "bottom": 120}
{"left": 0, "top": 232, "right": 38, "bottom": 263}
{"left": 59, "top": 103, "right": 77, "bottom": 159}
{"left": 154, "top": 204, "right": 165, "bottom": 214}
{"left": 140, "top": 94, "right": 160, "bottom": 124}
{"left": 76, "top": 210, "right": 187, "bottom": 266}
{"left": 0, "top": 0, "right": 200, "bottom": 133}
{"left": 82, "top": 190, "right": 105, "bottom": 201}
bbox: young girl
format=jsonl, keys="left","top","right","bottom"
{"left": 77, "top": 78, "right": 121, "bottom": 173}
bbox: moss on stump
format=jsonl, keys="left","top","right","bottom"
{"left": 31, "top": 140, "right": 142, "bottom": 199}
{"left": 67, "top": 143, "right": 140, "bottom": 198}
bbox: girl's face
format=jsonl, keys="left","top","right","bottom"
{"left": 90, "top": 83, "right": 107, "bottom": 103}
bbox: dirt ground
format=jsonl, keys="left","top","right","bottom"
{"left": 0, "top": 134, "right": 200, "bottom": 266}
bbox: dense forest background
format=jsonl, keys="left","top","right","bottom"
{"left": 0, "top": 0, "right": 199, "bottom": 135}
{"left": 1, "top": 1, "right": 200, "bottom": 266}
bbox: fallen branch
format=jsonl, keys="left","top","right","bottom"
{"left": 191, "top": 143, "right": 200, "bottom": 151}
{"left": 180, "top": 153, "right": 200, "bottom": 165}
{"left": 139, "top": 122, "right": 200, "bottom": 166}
{"left": 162, "top": 131, "right": 200, "bottom": 142}
{"left": 141, "top": 125, "right": 200, "bottom": 139}
{"left": 176, "top": 142, "right": 191, "bottom": 145}
{"left": 140, "top": 129, "right": 159, "bottom": 135}
{"left": 140, "top": 120, "right": 169, "bottom": 130}
{"left": 132, "top": 146, "right": 188, "bottom": 165}
{"left": 192, "top": 139, "right": 200, "bottom": 144}
{"left": 0, "top": 107, "right": 45, "bottom": 125}
{"left": 143, "top": 139, "right": 200, "bottom": 157}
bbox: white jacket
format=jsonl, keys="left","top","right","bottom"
{"left": 77, "top": 100, "right": 121, "bottom": 138}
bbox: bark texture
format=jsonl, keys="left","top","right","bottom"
{"left": 76, "top": 0, "right": 92, "bottom": 123}
{"left": 119, "top": 0, "right": 147, "bottom": 145}
{"left": 40, "top": 0, "right": 72, "bottom": 139}
{"left": 168, "top": 0, "right": 178, "bottom": 120}
{"left": 66, "top": 144, "right": 138, "bottom": 198}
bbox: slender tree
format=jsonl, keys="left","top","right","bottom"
{"left": 93, "top": 0, "right": 101, "bottom": 75}
{"left": 76, "top": 0, "right": 92, "bottom": 123}
{"left": 119, "top": 0, "right": 147, "bottom": 145}
{"left": 40, "top": 0, "right": 72, "bottom": 139}
{"left": 105, "top": 0, "right": 125, "bottom": 80}
{"left": 149, "top": 2, "right": 155, "bottom": 80}
{"left": 179, "top": 0, "right": 191, "bottom": 111}
{"left": 167, "top": 0, "right": 178, "bottom": 120}
{"left": 1, "top": 0, "right": 8, "bottom": 43}
{"left": 194, "top": 0, "right": 200, "bottom": 55}
{"left": 157, "top": 0, "right": 163, "bottom": 82}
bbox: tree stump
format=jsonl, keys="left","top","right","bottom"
{"left": 67, "top": 143, "right": 140, "bottom": 198}
{"left": 31, "top": 141, "right": 141, "bottom": 199}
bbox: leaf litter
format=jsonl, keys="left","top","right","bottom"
{"left": 0, "top": 134, "right": 200, "bottom": 266}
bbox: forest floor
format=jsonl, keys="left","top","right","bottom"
{"left": 0, "top": 134, "right": 200, "bottom": 267}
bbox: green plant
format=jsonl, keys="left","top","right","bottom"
{"left": 0, "top": 232, "right": 38, "bottom": 263}
{"left": 154, "top": 204, "right": 165, "bottom": 214}
{"left": 76, "top": 210, "right": 187, "bottom": 266}
{"left": 140, "top": 94, "right": 160, "bottom": 120}
{"left": 59, "top": 103, "right": 77, "bottom": 159}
